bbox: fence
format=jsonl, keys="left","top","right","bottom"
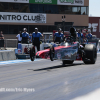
{"left": 0, "top": 39, "right": 17, "bottom": 48}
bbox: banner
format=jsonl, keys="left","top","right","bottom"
{"left": 0, "top": 12, "right": 46, "bottom": 23}
{"left": 57, "top": 0, "right": 84, "bottom": 6}
{"left": 29, "top": 0, "right": 57, "bottom": 4}
{"left": 0, "top": 0, "right": 29, "bottom": 3}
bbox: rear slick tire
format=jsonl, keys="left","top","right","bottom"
{"left": 83, "top": 44, "right": 97, "bottom": 64}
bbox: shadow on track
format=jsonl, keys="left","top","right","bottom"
{"left": 28, "top": 63, "right": 84, "bottom": 72}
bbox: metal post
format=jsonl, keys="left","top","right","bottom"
{"left": 91, "top": 26, "right": 93, "bottom": 34}
{"left": 63, "top": 21, "right": 64, "bottom": 34}
{"left": 62, "top": 15, "right": 65, "bottom": 34}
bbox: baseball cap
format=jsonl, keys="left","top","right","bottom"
{"left": 23, "top": 28, "right": 27, "bottom": 31}
{"left": 58, "top": 28, "right": 62, "bottom": 31}
{"left": 35, "top": 28, "right": 38, "bottom": 30}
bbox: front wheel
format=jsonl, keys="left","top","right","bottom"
{"left": 50, "top": 46, "right": 55, "bottom": 61}
{"left": 30, "top": 46, "right": 35, "bottom": 61}
{"left": 62, "top": 60, "right": 74, "bottom": 65}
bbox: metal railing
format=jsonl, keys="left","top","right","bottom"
{"left": 0, "top": 39, "right": 17, "bottom": 48}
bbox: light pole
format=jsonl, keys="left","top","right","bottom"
{"left": 62, "top": 15, "right": 66, "bottom": 34}
{"left": 91, "top": 26, "right": 93, "bottom": 34}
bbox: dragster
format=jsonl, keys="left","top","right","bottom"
{"left": 30, "top": 28, "right": 97, "bottom": 65}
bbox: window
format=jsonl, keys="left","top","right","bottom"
{"left": 0, "top": 2, "right": 88, "bottom": 15}
{"left": 65, "top": 6, "right": 72, "bottom": 14}
{"left": 58, "top": 5, "right": 65, "bottom": 14}
{"left": 72, "top": 7, "right": 81, "bottom": 14}
{"left": 38, "top": 4, "right": 47, "bottom": 13}
{"left": 19, "top": 3, "right": 30, "bottom": 13}
{"left": 87, "top": 7, "right": 89, "bottom": 15}
{"left": 9, "top": 25, "right": 19, "bottom": 34}
{"left": 0, "top": 25, "right": 8, "bottom": 34}
{"left": 30, "top": 4, "right": 39, "bottom": 13}
{"left": 81, "top": 7, "right": 86, "bottom": 15}
{"left": 9, "top": 3, "right": 19, "bottom": 12}
{"left": 0, "top": 2, "right": 9, "bottom": 12}
{"left": 47, "top": 5, "right": 58, "bottom": 14}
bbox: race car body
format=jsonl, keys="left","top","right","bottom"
{"left": 36, "top": 42, "right": 81, "bottom": 60}
{"left": 30, "top": 27, "right": 97, "bottom": 64}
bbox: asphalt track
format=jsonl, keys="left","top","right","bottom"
{"left": 0, "top": 55, "right": 100, "bottom": 100}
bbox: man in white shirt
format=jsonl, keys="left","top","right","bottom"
{"left": 16, "top": 31, "right": 22, "bottom": 43}
{"left": 16, "top": 31, "right": 22, "bottom": 48}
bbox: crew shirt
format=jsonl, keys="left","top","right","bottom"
{"left": 32, "top": 32, "right": 42, "bottom": 41}
{"left": 16, "top": 34, "right": 22, "bottom": 41}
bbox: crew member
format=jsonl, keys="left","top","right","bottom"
{"left": 85, "top": 30, "right": 92, "bottom": 44}
{"left": 32, "top": 28, "right": 43, "bottom": 51}
{"left": 77, "top": 29, "right": 84, "bottom": 43}
{"left": 54, "top": 28, "right": 64, "bottom": 43}
{"left": 16, "top": 31, "right": 22, "bottom": 43}
{"left": 21, "top": 28, "right": 29, "bottom": 44}
{"left": 16, "top": 31, "right": 22, "bottom": 48}
{"left": 86, "top": 30, "right": 92, "bottom": 40}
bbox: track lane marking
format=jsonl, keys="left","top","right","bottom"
{"left": 0, "top": 59, "right": 44, "bottom": 65}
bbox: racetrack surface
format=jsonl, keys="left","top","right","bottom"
{"left": 0, "top": 55, "right": 100, "bottom": 100}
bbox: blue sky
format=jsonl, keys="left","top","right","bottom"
{"left": 89, "top": 0, "right": 100, "bottom": 17}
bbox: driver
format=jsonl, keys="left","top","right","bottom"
{"left": 54, "top": 28, "right": 64, "bottom": 43}
{"left": 32, "top": 28, "right": 43, "bottom": 51}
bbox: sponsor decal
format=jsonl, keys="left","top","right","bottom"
{"left": 57, "top": 0, "right": 84, "bottom": 6}
{"left": 0, "top": 12, "right": 46, "bottom": 23}
{"left": 29, "top": 0, "right": 57, "bottom": 4}
{"left": 59, "top": 0, "right": 74, "bottom": 3}
{"left": 0, "top": 0, "right": 29, "bottom": 3}
{"left": 57, "top": 52, "right": 61, "bottom": 59}
{"left": 35, "top": 0, "right": 52, "bottom": 3}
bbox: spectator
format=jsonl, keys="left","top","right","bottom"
{"left": 32, "top": 28, "right": 43, "bottom": 51}
{"left": 85, "top": 30, "right": 92, "bottom": 44}
{"left": 0, "top": 31, "right": 6, "bottom": 50}
{"left": 16, "top": 31, "right": 22, "bottom": 48}
{"left": 0, "top": 31, "right": 4, "bottom": 39}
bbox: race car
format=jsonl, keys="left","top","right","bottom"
{"left": 30, "top": 28, "right": 97, "bottom": 65}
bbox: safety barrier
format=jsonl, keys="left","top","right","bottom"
{"left": 0, "top": 50, "right": 16, "bottom": 61}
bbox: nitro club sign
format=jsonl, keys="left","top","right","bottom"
{"left": 0, "top": 12, "right": 46, "bottom": 23}
{"left": 57, "top": 0, "right": 84, "bottom": 6}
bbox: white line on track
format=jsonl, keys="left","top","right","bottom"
{"left": 0, "top": 59, "right": 44, "bottom": 65}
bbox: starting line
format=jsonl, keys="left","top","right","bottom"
{"left": 0, "top": 59, "right": 42, "bottom": 65}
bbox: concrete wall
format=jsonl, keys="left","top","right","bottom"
{"left": 0, "top": 50, "right": 16, "bottom": 61}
